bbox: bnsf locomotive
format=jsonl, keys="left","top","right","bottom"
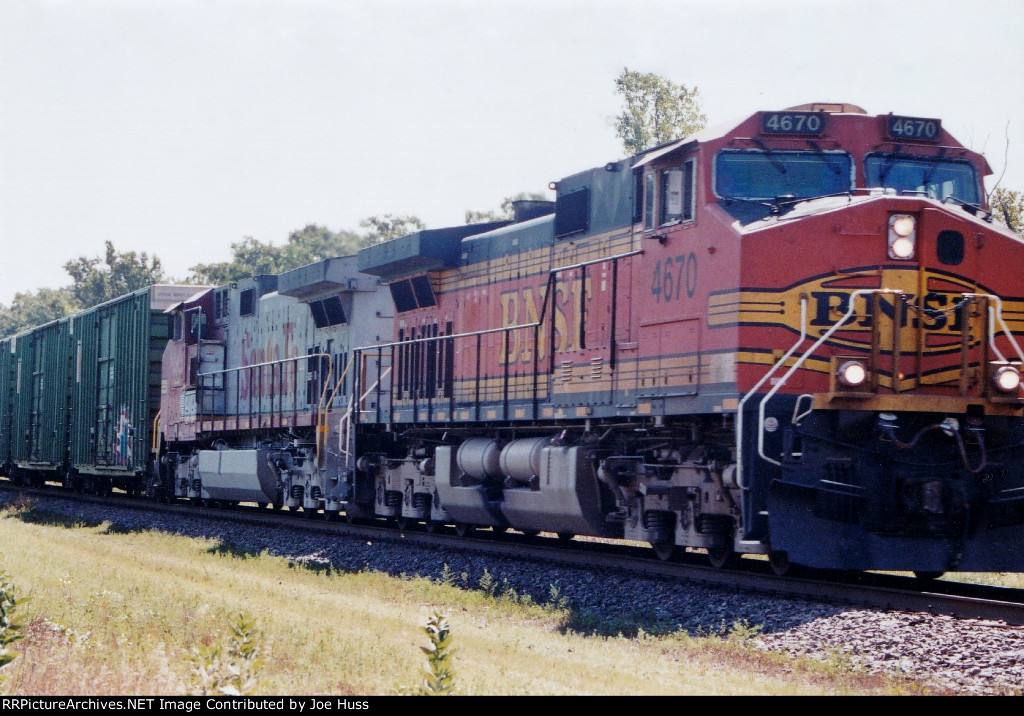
{"left": 2, "top": 102, "right": 1022, "bottom": 577}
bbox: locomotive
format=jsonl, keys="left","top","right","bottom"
{"left": 2, "top": 102, "right": 1022, "bottom": 576}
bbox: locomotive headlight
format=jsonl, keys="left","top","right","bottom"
{"left": 888, "top": 214, "right": 917, "bottom": 259}
{"left": 837, "top": 360, "right": 868, "bottom": 387}
{"left": 993, "top": 365, "right": 1022, "bottom": 393}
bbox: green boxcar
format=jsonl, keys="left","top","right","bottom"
{"left": 65, "top": 285, "right": 197, "bottom": 493}
{"left": 6, "top": 319, "right": 75, "bottom": 482}
{"left": 0, "top": 334, "right": 16, "bottom": 471}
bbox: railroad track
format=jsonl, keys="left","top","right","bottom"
{"left": 4, "top": 481, "right": 1024, "bottom": 626}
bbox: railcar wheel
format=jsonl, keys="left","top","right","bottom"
{"left": 768, "top": 550, "right": 792, "bottom": 576}
{"left": 707, "top": 546, "right": 736, "bottom": 569}
{"left": 556, "top": 532, "right": 575, "bottom": 543}
{"left": 651, "top": 542, "right": 676, "bottom": 562}
{"left": 914, "top": 571, "right": 945, "bottom": 581}
{"left": 304, "top": 507, "right": 318, "bottom": 519}
{"left": 258, "top": 502, "right": 269, "bottom": 510}
{"left": 396, "top": 517, "right": 411, "bottom": 531}
{"left": 454, "top": 522, "right": 475, "bottom": 538}
{"left": 424, "top": 520, "right": 442, "bottom": 534}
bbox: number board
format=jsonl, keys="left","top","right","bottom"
{"left": 761, "top": 111, "right": 826, "bottom": 135}
{"left": 887, "top": 115, "right": 941, "bottom": 141}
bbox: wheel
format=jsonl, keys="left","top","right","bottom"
{"left": 521, "top": 530, "right": 540, "bottom": 539}
{"left": 396, "top": 517, "right": 412, "bottom": 531}
{"left": 556, "top": 532, "right": 575, "bottom": 543}
{"left": 492, "top": 525, "right": 509, "bottom": 534}
{"left": 914, "top": 571, "right": 945, "bottom": 582}
{"left": 651, "top": 541, "right": 676, "bottom": 561}
{"left": 258, "top": 502, "right": 269, "bottom": 510}
{"left": 454, "top": 522, "right": 475, "bottom": 538}
{"left": 304, "top": 507, "right": 318, "bottom": 519}
{"left": 424, "top": 520, "right": 442, "bottom": 534}
{"left": 768, "top": 550, "right": 792, "bottom": 576}
{"left": 707, "top": 546, "right": 736, "bottom": 569}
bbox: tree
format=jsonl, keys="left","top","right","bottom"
{"left": 359, "top": 215, "right": 427, "bottom": 245}
{"left": 990, "top": 186, "right": 1023, "bottom": 234}
{"left": 63, "top": 241, "right": 166, "bottom": 309}
{"left": 465, "top": 192, "right": 549, "bottom": 224}
{"left": 0, "top": 287, "right": 78, "bottom": 338}
{"left": 189, "top": 224, "right": 362, "bottom": 285}
{"left": 189, "top": 218, "right": 424, "bottom": 286}
{"left": 614, "top": 68, "right": 707, "bottom": 156}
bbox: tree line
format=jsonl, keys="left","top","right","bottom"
{"left": 1, "top": 69, "right": 1020, "bottom": 338}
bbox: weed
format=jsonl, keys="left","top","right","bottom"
{"left": 438, "top": 564, "right": 457, "bottom": 587}
{"left": 416, "top": 612, "right": 455, "bottom": 695}
{"left": 546, "top": 583, "right": 569, "bottom": 612}
{"left": 477, "top": 569, "right": 495, "bottom": 597}
{"left": 726, "top": 619, "right": 764, "bottom": 643}
{"left": 187, "top": 611, "right": 263, "bottom": 696}
{"left": 0, "top": 572, "right": 25, "bottom": 688}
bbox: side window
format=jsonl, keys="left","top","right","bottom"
{"left": 644, "top": 173, "right": 656, "bottom": 230}
{"left": 239, "top": 288, "right": 256, "bottom": 316}
{"left": 660, "top": 160, "right": 696, "bottom": 225}
{"left": 681, "top": 159, "right": 695, "bottom": 222}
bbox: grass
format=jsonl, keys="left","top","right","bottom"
{"left": 0, "top": 496, "right": 967, "bottom": 696}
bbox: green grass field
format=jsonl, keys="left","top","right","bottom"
{"left": 0, "top": 497, "right": 953, "bottom": 695}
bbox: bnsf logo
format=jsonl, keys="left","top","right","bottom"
{"left": 808, "top": 289, "right": 970, "bottom": 332}
{"left": 707, "top": 267, "right": 1012, "bottom": 355}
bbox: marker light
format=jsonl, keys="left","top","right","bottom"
{"left": 993, "top": 365, "right": 1022, "bottom": 393}
{"left": 888, "top": 214, "right": 917, "bottom": 259}
{"left": 837, "top": 360, "right": 868, "bottom": 387}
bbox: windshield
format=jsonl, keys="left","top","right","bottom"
{"left": 715, "top": 149, "right": 853, "bottom": 200}
{"left": 864, "top": 154, "right": 980, "bottom": 204}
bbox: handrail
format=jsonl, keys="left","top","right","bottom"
{"left": 755, "top": 289, "right": 901, "bottom": 466}
{"left": 151, "top": 410, "right": 162, "bottom": 457}
{"left": 361, "top": 250, "right": 644, "bottom": 354}
{"left": 196, "top": 352, "right": 332, "bottom": 432}
{"left": 735, "top": 297, "right": 807, "bottom": 489}
{"left": 965, "top": 293, "right": 1024, "bottom": 365}
{"left": 354, "top": 248, "right": 643, "bottom": 421}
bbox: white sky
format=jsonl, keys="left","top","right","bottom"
{"left": 2, "top": 0, "right": 1022, "bottom": 305}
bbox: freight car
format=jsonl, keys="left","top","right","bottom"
{"left": 344, "top": 103, "right": 1024, "bottom": 575}
{"left": 0, "top": 286, "right": 198, "bottom": 494}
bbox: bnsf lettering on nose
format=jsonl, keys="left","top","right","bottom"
{"left": 809, "top": 291, "right": 966, "bottom": 332}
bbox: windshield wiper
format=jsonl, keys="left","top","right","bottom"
{"left": 921, "top": 148, "right": 947, "bottom": 186}
{"left": 806, "top": 140, "right": 844, "bottom": 175}
{"left": 719, "top": 194, "right": 797, "bottom": 216}
{"left": 942, "top": 194, "right": 988, "bottom": 219}
{"left": 752, "top": 139, "right": 788, "bottom": 175}
{"left": 876, "top": 145, "right": 904, "bottom": 184}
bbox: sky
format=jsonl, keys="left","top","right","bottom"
{"left": 1, "top": 0, "right": 1022, "bottom": 305}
